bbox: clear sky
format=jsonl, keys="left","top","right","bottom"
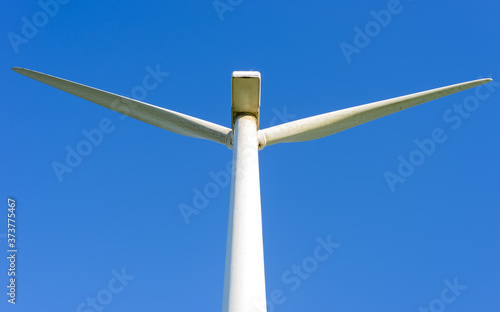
{"left": 1, "top": 0, "right": 499, "bottom": 311}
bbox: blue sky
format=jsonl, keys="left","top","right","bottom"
{"left": 2, "top": 0, "right": 499, "bottom": 311}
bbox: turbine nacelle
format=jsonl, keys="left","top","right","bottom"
{"left": 231, "top": 71, "right": 261, "bottom": 130}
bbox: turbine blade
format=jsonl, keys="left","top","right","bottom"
{"left": 260, "top": 78, "right": 492, "bottom": 146}
{"left": 12, "top": 67, "right": 231, "bottom": 145}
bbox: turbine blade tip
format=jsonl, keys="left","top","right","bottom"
{"left": 477, "top": 78, "right": 493, "bottom": 85}
{"left": 12, "top": 67, "right": 28, "bottom": 74}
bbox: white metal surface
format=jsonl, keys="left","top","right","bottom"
{"left": 223, "top": 114, "right": 267, "bottom": 312}
{"left": 260, "top": 78, "right": 492, "bottom": 146}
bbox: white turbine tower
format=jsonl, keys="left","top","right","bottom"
{"left": 12, "top": 67, "right": 492, "bottom": 311}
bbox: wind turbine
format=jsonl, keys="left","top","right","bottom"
{"left": 12, "top": 67, "right": 492, "bottom": 312}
